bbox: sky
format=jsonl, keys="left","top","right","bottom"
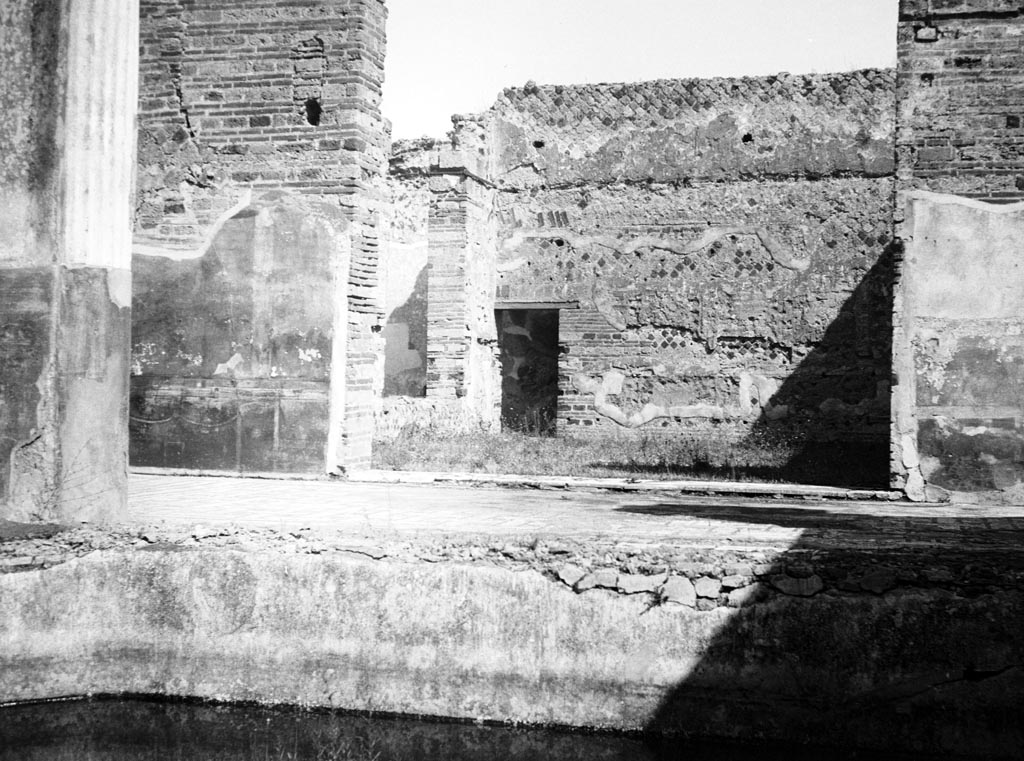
{"left": 381, "top": 0, "right": 898, "bottom": 139}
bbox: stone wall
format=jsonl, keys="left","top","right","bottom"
{"left": 385, "top": 71, "right": 897, "bottom": 486}
{"left": 132, "top": 0, "right": 388, "bottom": 473}
{"left": 3, "top": 513, "right": 1023, "bottom": 757}
{"left": 894, "top": 1, "right": 1024, "bottom": 499}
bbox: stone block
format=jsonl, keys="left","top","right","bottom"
{"left": 617, "top": 572, "right": 667, "bottom": 595}
{"left": 727, "top": 583, "right": 766, "bottom": 608}
{"left": 660, "top": 576, "right": 696, "bottom": 607}
{"left": 694, "top": 577, "right": 723, "bottom": 598}
{"left": 720, "top": 575, "right": 749, "bottom": 590}
{"left": 858, "top": 568, "right": 898, "bottom": 595}
{"left": 575, "top": 568, "right": 618, "bottom": 592}
{"left": 770, "top": 574, "right": 824, "bottom": 597}
{"left": 556, "top": 564, "right": 586, "bottom": 588}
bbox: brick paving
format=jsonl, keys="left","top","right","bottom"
{"left": 127, "top": 474, "right": 1024, "bottom": 551}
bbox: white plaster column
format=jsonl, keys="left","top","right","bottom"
{"left": 47, "top": 0, "right": 140, "bottom": 521}
{"left": 62, "top": 0, "right": 139, "bottom": 278}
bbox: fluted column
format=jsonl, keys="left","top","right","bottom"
{"left": 0, "top": 0, "right": 138, "bottom": 521}
{"left": 56, "top": 0, "right": 139, "bottom": 520}
{"left": 63, "top": 0, "right": 138, "bottom": 272}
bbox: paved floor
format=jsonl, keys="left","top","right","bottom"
{"left": 127, "top": 474, "right": 1024, "bottom": 551}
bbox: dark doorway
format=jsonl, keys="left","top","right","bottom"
{"left": 496, "top": 309, "right": 559, "bottom": 434}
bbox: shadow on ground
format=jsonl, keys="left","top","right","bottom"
{"left": 614, "top": 502, "right": 1024, "bottom": 759}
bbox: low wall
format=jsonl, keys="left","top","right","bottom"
{"left": 2, "top": 535, "right": 1022, "bottom": 757}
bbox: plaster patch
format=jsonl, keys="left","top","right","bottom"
{"left": 901, "top": 433, "right": 921, "bottom": 470}
{"left": 213, "top": 353, "right": 245, "bottom": 377}
{"left": 502, "top": 225, "right": 811, "bottom": 273}
{"left": 573, "top": 371, "right": 731, "bottom": 428}
{"left": 133, "top": 187, "right": 253, "bottom": 261}
{"left": 106, "top": 267, "right": 131, "bottom": 309}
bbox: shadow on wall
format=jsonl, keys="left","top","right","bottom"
{"left": 383, "top": 265, "right": 428, "bottom": 398}
{"left": 497, "top": 308, "right": 560, "bottom": 434}
{"left": 597, "top": 244, "right": 897, "bottom": 489}
{"left": 745, "top": 241, "right": 896, "bottom": 488}
{"left": 621, "top": 502, "right": 1024, "bottom": 759}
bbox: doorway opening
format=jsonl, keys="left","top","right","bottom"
{"left": 495, "top": 309, "right": 559, "bottom": 435}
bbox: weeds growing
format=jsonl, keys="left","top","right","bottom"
{"left": 372, "top": 425, "right": 794, "bottom": 483}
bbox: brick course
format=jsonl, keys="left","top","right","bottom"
{"left": 897, "top": 0, "right": 1024, "bottom": 202}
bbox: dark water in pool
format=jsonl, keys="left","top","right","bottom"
{"left": 0, "top": 698, "right": 957, "bottom": 760}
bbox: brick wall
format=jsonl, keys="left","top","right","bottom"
{"left": 897, "top": 0, "right": 1024, "bottom": 203}
{"left": 133, "top": 0, "right": 387, "bottom": 473}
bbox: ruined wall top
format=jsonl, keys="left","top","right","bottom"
{"left": 135, "top": 0, "right": 388, "bottom": 256}
{"left": 474, "top": 69, "right": 895, "bottom": 188}
{"left": 900, "top": 0, "right": 1024, "bottom": 16}
{"left": 897, "top": 0, "right": 1024, "bottom": 203}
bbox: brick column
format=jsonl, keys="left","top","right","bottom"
{"left": 0, "top": 0, "right": 138, "bottom": 521}
{"left": 425, "top": 155, "right": 501, "bottom": 430}
{"left": 427, "top": 175, "right": 472, "bottom": 399}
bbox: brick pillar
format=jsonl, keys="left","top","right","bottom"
{"left": 0, "top": 0, "right": 138, "bottom": 521}
{"left": 425, "top": 155, "right": 501, "bottom": 430}
{"left": 426, "top": 175, "right": 472, "bottom": 399}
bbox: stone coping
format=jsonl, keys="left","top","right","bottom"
{"left": 130, "top": 466, "right": 902, "bottom": 502}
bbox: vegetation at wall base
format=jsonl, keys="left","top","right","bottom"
{"left": 371, "top": 425, "right": 890, "bottom": 487}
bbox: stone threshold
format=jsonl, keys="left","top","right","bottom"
{"left": 129, "top": 466, "right": 903, "bottom": 502}
{"left": 352, "top": 470, "right": 904, "bottom": 501}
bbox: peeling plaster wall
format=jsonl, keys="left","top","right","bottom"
{"left": 896, "top": 194, "right": 1024, "bottom": 498}
{"left": 0, "top": 0, "right": 60, "bottom": 511}
{"left": 894, "top": 1, "right": 1024, "bottom": 499}
{"left": 131, "top": 198, "right": 348, "bottom": 474}
{"left": 384, "top": 71, "right": 896, "bottom": 485}
{"left": 133, "top": 0, "right": 388, "bottom": 473}
{"left": 0, "top": 270, "right": 56, "bottom": 515}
